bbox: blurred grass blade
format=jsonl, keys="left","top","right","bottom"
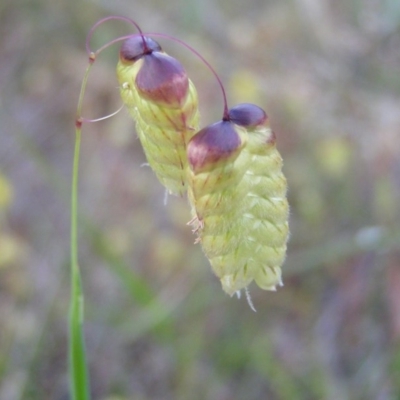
{"left": 69, "top": 61, "right": 93, "bottom": 400}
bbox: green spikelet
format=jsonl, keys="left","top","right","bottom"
{"left": 116, "top": 36, "right": 200, "bottom": 195}
{"left": 187, "top": 104, "right": 289, "bottom": 295}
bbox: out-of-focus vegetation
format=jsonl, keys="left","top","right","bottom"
{"left": 1, "top": 0, "right": 400, "bottom": 399}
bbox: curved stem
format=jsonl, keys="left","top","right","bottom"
{"left": 146, "top": 32, "right": 230, "bottom": 120}
{"left": 91, "top": 34, "right": 138, "bottom": 57}
{"left": 86, "top": 16, "right": 148, "bottom": 56}
{"left": 86, "top": 21, "right": 230, "bottom": 120}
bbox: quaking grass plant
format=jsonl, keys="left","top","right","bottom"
{"left": 71, "top": 16, "right": 289, "bottom": 398}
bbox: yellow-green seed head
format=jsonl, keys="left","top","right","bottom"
{"left": 187, "top": 103, "right": 289, "bottom": 296}
{"left": 117, "top": 36, "right": 200, "bottom": 195}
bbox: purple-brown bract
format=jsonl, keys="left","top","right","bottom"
{"left": 187, "top": 121, "right": 243, "bottom": 173}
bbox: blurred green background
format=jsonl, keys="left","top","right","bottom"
{"left": 1, "top": 0, "right": 400, "bottom": 399}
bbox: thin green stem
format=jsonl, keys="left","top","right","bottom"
{"left": 69, "top": 58, "right": 94, "bottom": 400}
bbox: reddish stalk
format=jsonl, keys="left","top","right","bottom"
{"left": 82, "top": 16, "right": 230, "bottom": 124}
{"left": 144, "top": 32, "right": 230, "bottom": 120}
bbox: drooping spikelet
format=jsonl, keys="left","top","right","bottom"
{"left": 117, "top": 36, "right": 200, "bottom": 195}
{"left": 187, "top": 103, "right": 289, "bottom": 295}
